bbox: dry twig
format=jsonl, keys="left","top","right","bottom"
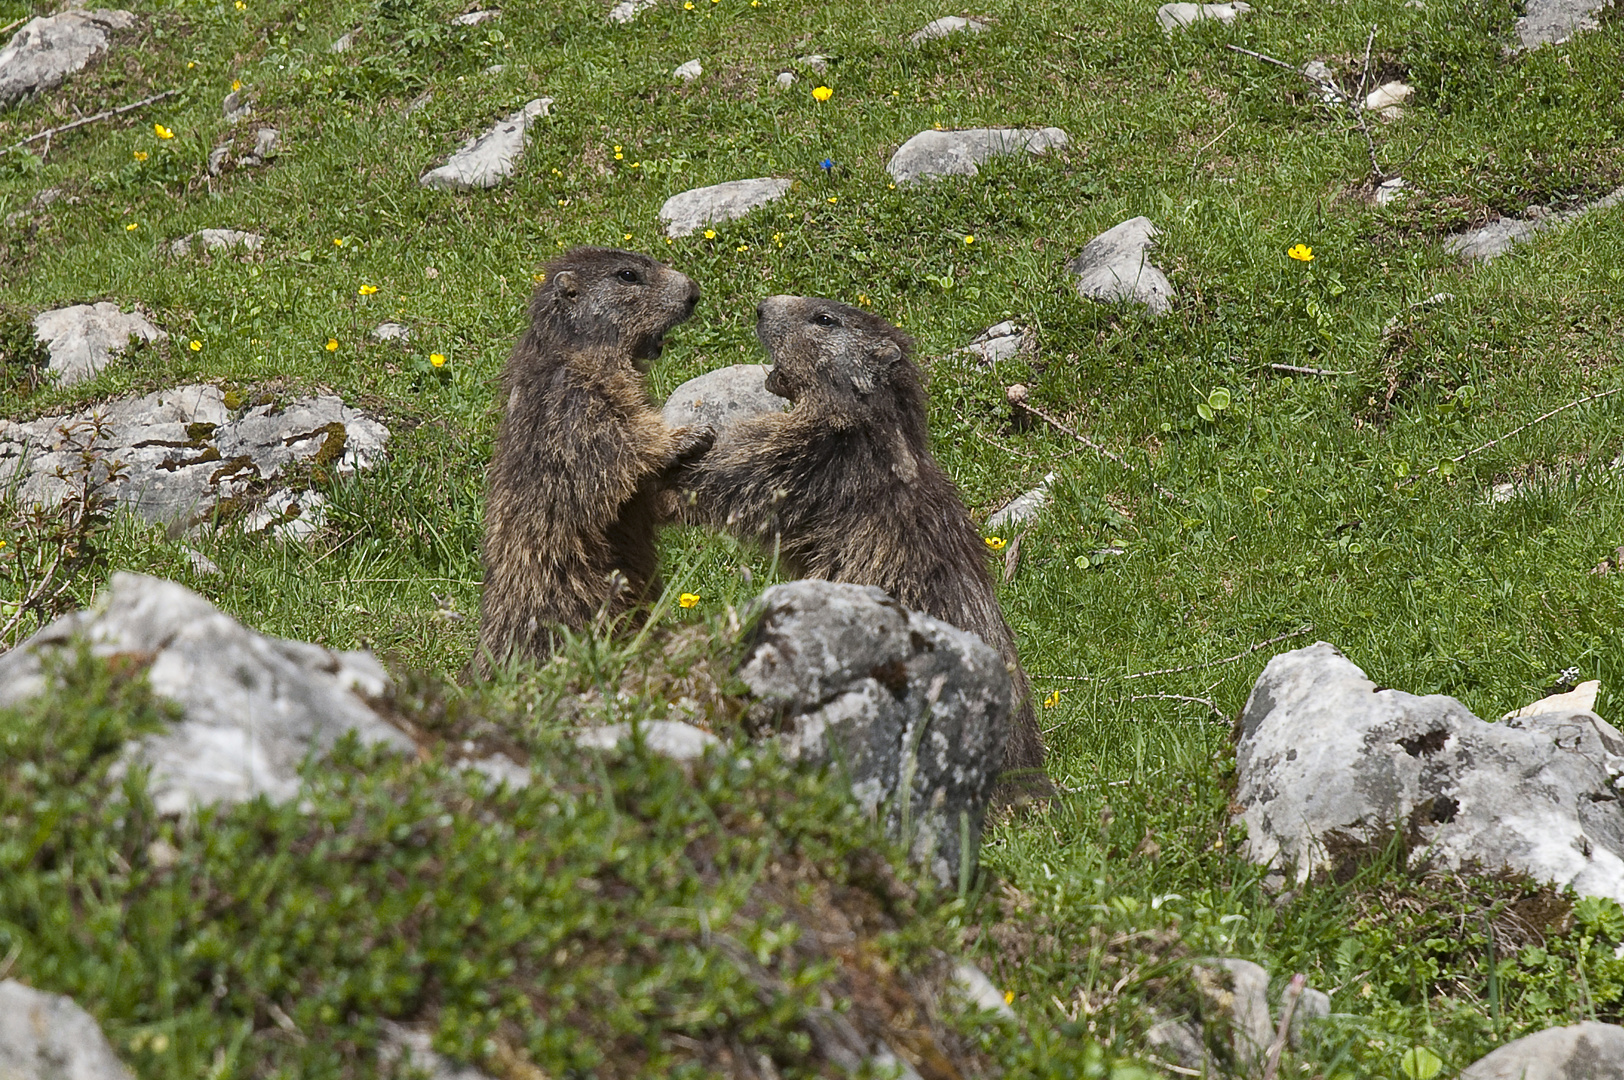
{"left": 1261, "top": 973, "right": 1307, "bottom": 1080}
{"left": 1268, "top": 363, "right": 1353, "bottom": 377}
{"left": 1039, "top": 625, "right": 1313, "bottom": 684}
{"left": 3, "top": 89, "right": 179, "bottom": 157}
{"left": 1014, "top": 399, "right": 1189, "bottom": 505}
{"left": 1404, "top": 386, "right": 1624, "bottom": 485}
{"left": 1227, "top": 36, "right": 1386, "bottom": 184}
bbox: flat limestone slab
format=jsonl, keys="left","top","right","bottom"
{"left": 32, "top": 302, "right": 166, "bottom": 385}
{"left": 1156, "top": 1, "right": 1250, "bottom": 30}
{"left": 420, "top": 98, "right": 553, "bottom": 191}
{"left": 910, "top": 15, "right": 988, "bottom": 43}
{"left": 886, "top": 127, "right": 1067, "bottom": 185}
{"left": 0, "top": 9, "right": 135, "bottom": 104}
{"left": 1518, "top": 0, "right": 1610, "bottom": 46}
{"left": 170, "top": 229, "right": 263, "bottom": 256}
{"left": 1458, "top": 1022, "right": 1624, "bottom": 1080}
{"left": 659, "top": 178, "right": 792, "bottom": 237}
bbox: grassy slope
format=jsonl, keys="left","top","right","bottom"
{"left": 4, "top": 0, "right": 1624, "bottom": 1073}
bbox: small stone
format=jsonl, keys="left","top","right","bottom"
{"left": 179, "top": 545, "right": 221, "bottom": 577}
{"left": 951, "top": 961, "right": 1015, "bottom": 1020}
{"left": 1363, "top": 80, "right": 1413, "bottom": 119}
{"left": 1156, "top": 1, "right": 1250, "bottom": 31}
{"left": 1193, "top": 959, "right": 1274, "bottom": 1067}
{"left": 239, "top": 127, "right": 279, "bottom": 167}
{"left": 797, "top": 54, "right": 832, "bottom": 73}
{"left": 1145, "top": 1017, "right": 1208, "bottom": 1070}
{"left": 1458, "top": 1022, "right": 1624, "bottom": 1079}
{"left": 406, "top": 90, "right": 432, "bottom": 114}
{"left": 674, "top": 58, "right": 702, "bottom": 81}
{"left": 420, "top": 98, "right": 553, "bottom": 191}
{"left": 208, "top": 143, "right": 231, "bottom": 174}
{"left": 661, "top": 365, "right": 789, "bottom": 434}
{"left": 1290, "top": 988, "right": 1332, "bottom": 1049}
{"left": 1005, "top": 383, "right": 1029, "bottom": 407}
{"left": 32, "top": 302, "right": 165, "bottom": 386}
{"left": 987, "top": 473, "right": 1055, "bottom": 531}
{"left": 1301, "top": 60, "right": 1342, "bottom": 103}
{"left": 608, "top": 0, "right": 657, "bottom": 21}
{"left": 330, "top": 28, "right": 357, "bottom": 52}
{"left": 0, "top": 9, "right": 137, "bottom": 105}
{"left": 1067, "top": 216, "right": 1174, "bottom": 317}
{"left": 775, "top": 71, "right": 795, "bottom": 88}
{"left": 1375, "top": 177, "right": 1412, "bottom": 205}
{"left": 222, "top": 87, "right": 252, "bottom": 123}
{"left": 0, "top": 980, "right": 135, "bottom": 1080}
{"left": 373, "top": 321, "right": 412, "bottom": 343}
{"left": 169, "top": 229, "right": 263, "bottom": 257}
{"left": 575, "top": 720, "right": 719, "bottom": 762}
{"left": 659, "top": 177, "right": 792, "bottom": 237}
{"left": 960, "top": 320, "right": 1030, "bottom": 364}
{"left": 1504, "top": 680, "right": 1601, "bottom": 722}
{"left": 909, "top": 15, "right": 988, "bottom": 43}
{"left": 464, "top": 754, "right": 530, "bottom": 789}
{"left": 1517, "top": 0, "right": 1611, "bottom": 47}
{"left": 3, "top": 187, "right": 68, "bottom": 228}
{"left": 483, "top": 63, "right": 505, "bottom": 73}
{"left": 451, "top": 8, "right": 499, "bottom": 24}
{"left": 886, "top": 127, "right": 1067, "bottom": 185}
{"left": 379, "top": 1022, "right": 498, "bottom": 1080}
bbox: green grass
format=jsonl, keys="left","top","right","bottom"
{"left": 4, "top": 0, "right": 1624, "bottom": 1073}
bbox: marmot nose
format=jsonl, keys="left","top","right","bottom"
{"left": 755, "top": 301, "right": 766, "bottom": 322}
{"left": 683, "top": 278, "right": 700, "bottom": 316}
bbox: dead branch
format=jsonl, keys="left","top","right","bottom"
{"left": 1261, "top": 974, "right": 1307, "bottom": 1080}
{"left": 1038, "top": 625, "right": 1314, "bottom": 684}
{"left": 1268, "top": 363, "right": 1354, "bottom": 377}
{"left": 1405, "top": 386, "right": 1624, "bottom": 485}
{"left": 3, "top": 89, "right": 179, "bottom": 157}
{"left": 1014, "top": 399, "right": 1189, "bottom": 505}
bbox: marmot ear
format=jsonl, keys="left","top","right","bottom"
{"left": 552, "top": 270, "right": 579, "bottom": 300}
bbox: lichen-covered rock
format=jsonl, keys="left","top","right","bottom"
{"left": 32, "top": 303, "right": 166, "bottom": 385}
{"left": 0, "top": 9, "right": 136, "bottom": 104}
{"left": 885, "top": 127, "right": 1067, "bottom": 185}
{"left": 0, "top": 573, "right": 412, "bottom": 815}
{"left": 659, "top": 178, "right": 793, "bottom": 237}
{"left": 1457, "top": 1021, "right": 1624, "bottom": 1079}
{"left": 420, "top": 99, "right": 553, "bottom": 191}
{"left": 1235, "top": 642, "right": 1624, "bottom": 903}
{"left": 0, "top": 384, "right": 389, "bottom": 530}
{"left": 661, "top": 364, "right": 788, "bottom": 434}
{"left": 0, "top": 980, "right": 134, "bottom": 1080}
{"left": 1068, "top": 216, "right": 1173, "bottom": 316}
{"left": 737, "top": 581, "right": 1010, "bottom": 889}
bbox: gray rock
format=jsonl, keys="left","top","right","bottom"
{"left": 608, "top": 0, "right": 657, "bottom": 22}
{"left": 1290, "top": 988, "right": 1331, "bottom": 1049}
{"left": 208, "top": 143, "right": 231, "bottom": 175}
{"left": 775, "top": 71, "right": 795, "bottom": 88}
{"left": 1375, "top": 177, "right": 1412, "bottom": 206}
{"left": 1235, "top": 642, "right": 1624, "bottom": 904}
{"left": 797, "top": 54, "right": 832, "bottom": 73}
{"left": 910, "top": 16, "right": 988, "bottom": 43}
{"left": 987, "top": 472, "right": 1055, "bottom": 531}
{"left": 960, "top": 321, "right": 1030, "bottom": 364}
{"left": 1068, "top": 216, "right": 1174, "bottom": 316}
{"left": 1363, "top": 80, "right": 1413, "bottom": 119}
{"left": 575, "top": 720, "right": 719, "bottom": 762}
{"left": 0, "top": 980, "right": 133, "bottom": 1080}
{"left": 0, "top": 9, "right": 136, "bottom": 105}
{"left": 951, "top": 961, "right": 1015, "bottom": 1020}
{"left": 1156, "top": 1, "right": 1250, "bottom": 30}
{"left": 674, "top": 58, "right": 702, "bottom": 81}
{"left": 1194, "top": 959, "right": 1274, "bottom": 1067}
{"left": 737, "top": 581, "right": 1010, "bottom": 889}
{"left": 179, "top": 545, "right": 221, "bottom": 577}
{"left": 1518, "top": 0, "right": 1610, "bottom": 47}
{"left": 1458, "top": 1022, "right": 1624, "bottom": 1080}
{"left": 1301, "top": 59, "right": 1342, "bottom": 103}
{"left": 885, "top": 127, "right": 1068, "bottom": 185}
{"left": 373, "top": 321, "right": 412, "bottom": 343}
{"left": 4, "top": 187, "right": 68, "bottom": 228}
{"left": 222, "top": 87, "right": 252, "bottom": 123}
{"left": 1145, "top": 1017, "right": 1209, "bottom": 1071}
{"left": 330, "top": 28, "right": 356, "bottom": 52}
{"left": 379, "top": 1022, "right": 496, "bottom": 1080}
{"left": 241, "top": 488, "right": 327, "bottom": 541}
{"left": 239, "top": 127, "right": 279, "bottom": 167}
{"left": 169, "top": 229, "right": 263, "bottom": 257}
{"left": 420, "top": 98, "right": 552, "bottom": 191}
{"left": 32, "top": 302, "right": 166, "bottom": 385}
{"left": 0, "top": 573, "right": 410, "bottom": 816}
{"left": 0, "top": 383, "right": 389, "bottom": 530}
{"left": 661, "top": 365, "right": 789, "bottom": 434}
{"left": 450, "top": 8, "right": 499, "bottom": 24}
{"left": 659, "top": 178, "right": 793, "bottom": 237}
{"left": 1445, "top": 185, "right": 1624, "bottom": 260}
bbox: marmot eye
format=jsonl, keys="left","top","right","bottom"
{"left": 616, "top": 269, "right": 641, "bottom": 284}
{"left": 812, "top": 312, "right": 839, "bottom": 327}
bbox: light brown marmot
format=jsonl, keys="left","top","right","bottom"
{"left": 675, "top": 295, "right": 1048, "bottom": 787}
{"left": 476, "top": 246, "right": 710, "bottom": 671}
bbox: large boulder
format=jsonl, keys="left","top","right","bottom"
{"left": 32, "top": 303, "right": 166, "bottom": 386}
{"left": 420, "top": 99, "right": 553, "bottom": 191}
{"left": 661, "top": 364, "right": 789, "bottom": 434}
{"left": 0, "top": 980, "right": 133, "bottom": 1080}
{"left": 0, "top": 573, "right": 413, "bottom": 815}
{"left": 737, "top": 581, "right": 1010, "bottom": 889}
{"left": 1235, "top": 643, "right": 1624, "bottom": 903}
{"left": 885, "top": 127, "right": 1067, "bottom": 185}
{"left": 1458, "top": 1021, "right": 1624, "bottom": 1079}
{"left": 0, "top": 9, "right": 136, "bottom": 104}
{"left": 0, "top": 384, "right": 388, "bottom": 531}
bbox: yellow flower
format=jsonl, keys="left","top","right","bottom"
{"left": 736, "top": 243, "right": 749, "bottom": 251}
{"left": 811, "top": 85, "right": 833, "bottom": 102}
{"left": 984, "top": 536, "right": 1007, "bottom": 551}
{"left": 614, "top": 152, "right": 623, "bottom": 160}
{"left": 1004, "top": 990, "right": 1015, "bottom": 1005}
{"left": 325, "top": 338, "right": 339, "bottom": 351}
{"left": 430, "top": 353, "right": 447, "bottom": 368}
{"left": 683, "top": 1, "right": 694, "bottom": 7}
{"left": 234, "top": 0, "right": 245, "bottom": 8}
{"left": 679, "top": 592, "right": 700, "bottom": 608}
{"left": 1288, "top": 243, "right": 1314, "bottom": 262}
{"left": 773, "top": 232, "right": 783, "bottom": 244}
{"left": 703, "top": 229, "right": 717, "bottom": 239}
{"left": 187, "top": 61, "right": 195, "bottom": 68}
{"left": 189, "top": 340, "right": 202, "bottom": 351}
{"left": 550, "top": 167, "right": 562, "bottom": 176}
{"left": 154, "top": 124, "right": 174, "bottom": 139}
{"left": 0, "top": 540, "right": 7, "bottom": 549}
{"left": 125, "top": 223, "right": 139, "bottom": 232}
{"left": 614, "top": 145, "right": 622, "bottom": 152}
{"left": 887, "top": 182, "right": 896, "bottom": 189}
{"left": 533, "top": 271, "right": 547, "bottom": 283}
{"left": 1043, "top": 690, "right": 1061, "bottom": 708}
{"left": 231, "top": 79, "right": 242, "bottom": 91}
{"left": 857, "top": 294, "right": 870, "bottom": 306}
{"left": 827, "top": 196, "right": 837, "bottom": 204}
{"left": 358, "top": 284, "right": 378, "bottom": 296}
{"left": 964, "top": 234, "right": 975, "bottom": 245}
{"left": 333, "top": 237, "right": 345, "bottom": 246}
{"left": 623, "top": 232, "right": 633, "bottom": 241}
{"left": 629, "top": 161, "right": 641, "bottom": 168}
{"left": 133, "top": 150, "right": 147, "bottom": 161}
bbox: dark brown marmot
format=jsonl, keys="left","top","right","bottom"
{"left": 676, "top": 295, "right": 1048, "bottom": 787}
{"left": 476, "top": 247, "right": 709, "bottom": 671}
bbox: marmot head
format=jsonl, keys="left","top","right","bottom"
{"left": 531, "top": 247, "right": 700, "bottom": 368}
{"left": 754, "top": 295, "right": 916, "bottom": 408}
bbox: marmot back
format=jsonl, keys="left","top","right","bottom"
{"left": 477, "top": 247, "right": 708, "bottom": 672}
{"left": 677, "top": 295, "right": 1048, "bottom": 786}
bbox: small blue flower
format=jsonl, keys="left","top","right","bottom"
{"left": 819, "top": 158, "right": 835, "bottom": 171}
